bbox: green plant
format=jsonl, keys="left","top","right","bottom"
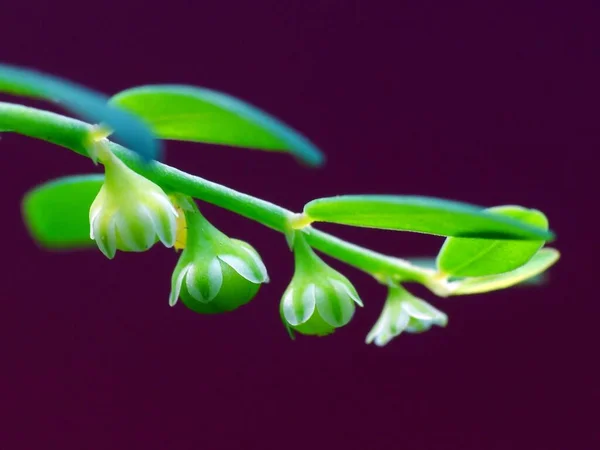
{"left": 1, "top": 63, "right": 559, "bottom": 346}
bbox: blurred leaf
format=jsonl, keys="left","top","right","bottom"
{"left": 436, "top": 206, "right": 548, "bottom": 277}
{"left": 450, "top": 248, "right": 559, "bottom": 295}
{"left": 304, "top": 195, "right": 554, "bottom": 240}
{"left": 0, "top": 63, "right": 161, "bottom": 160}
{"left": 109, "top": 85, "right": 324, "bottom": 167}
{"left": 22, "top": 174, "right": 103, "bottom": 249}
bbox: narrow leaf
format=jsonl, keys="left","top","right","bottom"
{"left": 449, "top": 248, "right": 559, "bottom": 295}
{"left": 304, "top": 195, "right": 554, "bottom": 240}
{"left": 22, "top": 174, "right": 103, "bottom": 249}
{"left": 0, "top": 63, "right": 161, "bottom": 160}
{"left": 109, "top": 85, "right": 324, "bottom": 167}
{"left": 436, "top": 206, "right": 549, "bottom": 277}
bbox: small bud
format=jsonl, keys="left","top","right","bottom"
{"left": 366, "top": 284, "right": 447, "bottom": 347}
{"left": 169, "top": 198, "right": 269, "bottom": 314}
{"left": 89, "top": 146, "right": 177, "bottom": 259}
{"left": 280, "top": 233, "right": 363, "bottom": 337}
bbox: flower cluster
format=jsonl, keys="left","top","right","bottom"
{"left": 87, "top": 145, "right": 448, "bottom": 342}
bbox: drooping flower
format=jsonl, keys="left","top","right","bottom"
{"left": 366, "top": 284, "right": 447, "bottom": 346}
{"left": 169, "top": 196, "right": 269, "bottom": 314}
{"left": 280, "top": 232, "right": 363, "bottom": 337}
{"left": 88, "top": 143, "right": 178, "bottom": 259}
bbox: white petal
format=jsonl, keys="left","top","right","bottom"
{"left": 169, "top": 264, "right": 191, "bottom": 307}
{"left": 185, "top": 259, "right": 223, "bottom": 303}
{"left": 366, "top": 316, "right": 388, "bottom": 344}
{"left": 219, "top": 255, "right": 263, "bottom": 284}
{"left": 185, "top": 265, "right": 207, "bottom": 302}
{"left": 282, "top": 285, "right": 316, "bottom": 326}
{"left": 366, "top": 306, "right": 409, "bottom": 346}
{"left": 330, "top": 279, "right": 363, "bottom": 306}
{"left": 435, "top": 312, "right": 449, "bottom": 327}
{"left": 91, "top": 212, "right": 103, "bottom": 243}
{"left": 374, "top": 331, "right": 393, "bottom": 347}
{"left": 105, "top": 219, "right": 118, "bottom": 258}
{"left": 136, "top": 205, "right": 159, "bottom": 248}
{"left": 89, "top": 208, "right": 102, "bottom": 240}
{"left": 148, "top": 197, "right": 177, "bottom": 247}
{"left": 95, "top": 218, "right": 117, "bottom": 259}
{"left": 392, "top": 308, "right": 411, "bottom": 334}
{"left": 152, "top": 190, "right": 179, "bottom": 216}
{"left": 301, "top": 284, "right": 320, "bottom": 322}
{"left": 139, "top": 207, "right": 157, "bottom": 248}
{"left": 239, "top": 246, "right": 269, "bottom": 283}
{"left": 206, "top": 257, "right": 224, "bottom": 301}
{"left": 114, "top": 213, "right": 144, "bottom": 251}
{"left": 281, "top": 288, "right": 296, "bottom": 324}
{"left": 316, "top": 281, "right": 354, "bottom": 327}
{"left": 401, "top": 298, "right": 441, "bottom": 321}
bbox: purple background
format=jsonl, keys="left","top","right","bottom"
{"left": 0, "top": 1, "right": 597, "bottom": 449}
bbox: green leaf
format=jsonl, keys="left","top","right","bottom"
{"left": 22, "top": 174, "right": 103, "bottom": 249}
{"left": 436, "top": 206, "right": 549, "bottom": 277}
{"left": 0, "top": 63, "right": 161, "bottom": 161}
{"left": 109, "top": 85, "right": 324, "bottom": 167}
{"left": 449, "top": 248, "right": 559, "bottom": 295}
{"left": 304, "top": 195, "right": 554, "bottom": 240}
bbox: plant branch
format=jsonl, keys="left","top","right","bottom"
{"left": 0, "top": 101, "right": 433, "bottom": 284}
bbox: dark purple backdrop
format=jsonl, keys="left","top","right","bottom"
{"left": 0, "top": 1, "right": 596, "bottom": 449}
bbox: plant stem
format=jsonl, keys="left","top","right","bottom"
{"left": 0, "top": 101, "right": 433, "bottom": 284}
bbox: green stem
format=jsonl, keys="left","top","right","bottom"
{"left": 0, "top": 101, "right": 433, "bottom": 285}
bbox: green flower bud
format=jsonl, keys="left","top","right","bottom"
{"left": 169, "top": 198, "right": 269, "bottom": 314}
{"left": 89, "top": 146, "right": 177, "bottom": 259}
{"left": 280, "top": 233, "right": 363, "bottom": 337}
{"left": 366, "top": 284, "right": 447, "bottom": 346}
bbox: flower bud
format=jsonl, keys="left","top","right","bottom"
{"left": 366, "top": 284, "right": 447, "bottom": 346}
{"left": 89, "top": 146, "right": 177, "bottom": 259}
{"left": 280, "top": 233, "right": 363, "bottom": 337}
{"left": 169, "top": 198, "right": 269, "bottom": 314}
